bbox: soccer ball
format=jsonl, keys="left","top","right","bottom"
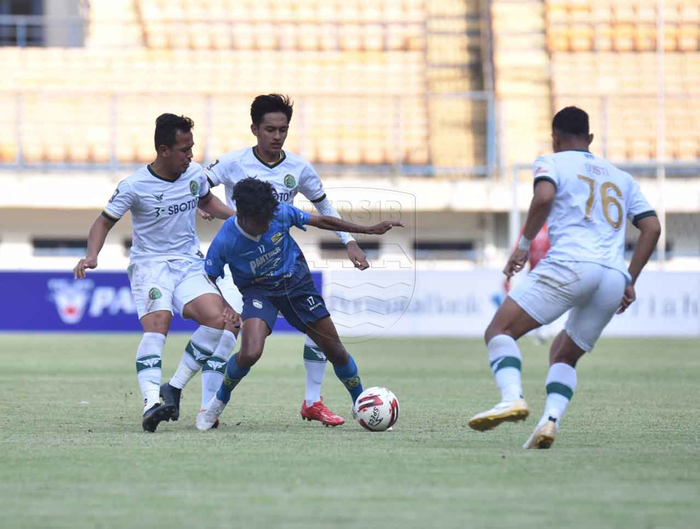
{"left": 353, "top": 386, "right": 400, "bottom": 432}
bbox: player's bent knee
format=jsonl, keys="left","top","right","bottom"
{"left": 141, "top": 311, "right": 171, "bottom": 335}
{"left": 237, "top": 347, "right": 263, "bottom": 369}
{"left": 323, "top": 344, "right": 348, "bottom": 365}
{"left": 484, "top": 322, "right": 503, "bottom": 344}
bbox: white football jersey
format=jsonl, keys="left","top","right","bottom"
{"left": 103, "top": 163, "right": 211, "bottom": 263}
{"left": 205, "top": 148, "right": 325, "bottom": 209}
{"left": 533, "top": 150, "right": 655, "bottom": 282}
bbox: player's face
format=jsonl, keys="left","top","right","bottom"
{"left": 241, "top": 215, "right": 272, "bottom": 236}
{"left": 252, "top": 112, "right": 289, "bottom": 158}
{"left": 163, "top": 130, "right": 194, "bottom": 175}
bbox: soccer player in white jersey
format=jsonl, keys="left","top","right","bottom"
{"left": 468, "top": 107, "right": 661, "bottom": 449}
{"left": 73, "top": 114, "right": 239, "bottom": 433}
{"left": 165, "top": 94, "right": 368, "bottom": 427}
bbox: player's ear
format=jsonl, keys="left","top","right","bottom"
{"left": 156, "top": 144, "right": 169, "bottom": 157}
{"left": 587, "top": 133, "right": 594, "bottom": 146}
{"left": 251, "top": 123, "right": 258, "bottom": 137}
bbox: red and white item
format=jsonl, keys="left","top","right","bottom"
{"left": 353, "top": 387, "right": 400, "bottom": 432}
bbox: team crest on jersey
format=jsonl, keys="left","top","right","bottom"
{"left": 148, "top": 288, "right": 162, "bottom": 300}
{"left": 284, "top": 174, "right": 296, "bottom": 189}
{"left": 190, "top": 180, "right": 199, "bottom": 196}
{"left": 271, "top": 232, "right": 283, "bottom": 245}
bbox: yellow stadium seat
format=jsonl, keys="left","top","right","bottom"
{"left": 678, "top": 24, "right": 699, "bottom": 51}
{"left": 571, "top": 24, "right": 594, "bottom": 51}
{"left": 595, "top": 23, "right": 614, "bottom": 51}
{"left": 613, "top": 24, "right": 635, "bottom": 51}
{"left": 678, "top": 138, "right": 698, "bottom": 161}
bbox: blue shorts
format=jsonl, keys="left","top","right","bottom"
{"left": 240, "top": 271, "right": 330, "bottom": 334}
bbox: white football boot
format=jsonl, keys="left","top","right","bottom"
{"left": 196, "top": 396, "right": 227, "bottom": 431}
{"left": 468, "top": 398, "right": 529, "bottom": 431}
{"left": 523, "top": 418, "right": 558, "bottom": 449}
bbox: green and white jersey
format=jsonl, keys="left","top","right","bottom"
{"left": 205, "top": 147, "right": 326, "bottom": 209}
{"left": 103, "top": 163, "right": 211, "bottom": 264}
{"left": 533, "top": 150, "right": 656, "bottom": 282}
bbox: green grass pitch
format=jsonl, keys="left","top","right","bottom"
{"left": 1, "top": 334, "right": 699, "bottom": 528}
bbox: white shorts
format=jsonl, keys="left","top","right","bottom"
{"left": 509, "top": 258, "right": 626, "bottom": 352}
{"left": 216, "top": 265, "right": 244, "bottom": 313}
{"left": 127, "top": 259, "right": 220, "bottom": 320}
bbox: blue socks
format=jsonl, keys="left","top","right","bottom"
{"left": 216, "top": 354, "right": 250, "bottom": 404}
{"left": 332, "top": 354, "right": 364, "bottom": 404}
{"left": 215, "top": 352, "right": 363, "bottom": 406}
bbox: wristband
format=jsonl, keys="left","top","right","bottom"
{"left": 517, "top": 235, "right": 532, "bottom": 252}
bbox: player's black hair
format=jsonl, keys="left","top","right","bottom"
{"left": 251, "top": 94, "right": 294, "bottom": 126}
{"left": 154, "top": 113, "right": 194, "bottom": 150}
{"left": 552, "top": 106, "right": 589, "bottom": 137}
{"left": 233, "top": 177, "right": 280, "bottom": 220}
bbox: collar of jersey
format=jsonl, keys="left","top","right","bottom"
{"left": 148, "top": 164, "right": 180, "bottom": 182}
{"left": 566, "top": 149, "right": 591, "bottom": 153}
{"left": 235, "top": 217, "right": 262, "bottom": 242}
{"left": 252, "top": 147, "right": 286, "bottom": 169}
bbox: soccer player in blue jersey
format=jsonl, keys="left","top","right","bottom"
{"left": 196, "top": 177, "right": 402, "bottom": 430}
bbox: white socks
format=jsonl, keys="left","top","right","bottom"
{"left": 169, "top": 325, "right": 223, "bottom": 389}
{"left": 201, "top": 330, "right": 237, "bottom": 408}
{"left": 541, "top": 362, "right": 577, "bottom": 427}
{"left": 135, "top": 332, "right": 167, "bottom": 410}
{"left": 303, "top": 335, "right": 327, "bottom": 406}
{"left": 487, "top": 334, "right": 523, "bottom": 403}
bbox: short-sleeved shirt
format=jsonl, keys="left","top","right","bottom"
{"left": 103, "top": 163, "right": 211, "bottom": 263}
{"left": 205, "top": 148, "right": 325, "bottom": 209}
{"left": 205, "top": 203, "right": 311, "bottom": 293}
{"left": 532, "top": 150, "right": 656, "bottom": 282}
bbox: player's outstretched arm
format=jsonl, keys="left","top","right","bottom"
{"left": 617, "top": 215, "right": 661, "bottom": 314}
{"left": 309, "top": 195, "right": 369, "bottom": 270}
{"left": 199, "top": 192, "right": 236, "bottom": 221}
{"left": 73, "top": 215, "right": 116, "bottom": 279}
{"left": 307, "top": 215, "right": 403, "bottom": 235}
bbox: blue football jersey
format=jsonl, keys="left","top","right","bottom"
{"left": 205, "top": 203, "right": 311, "bottom": 291}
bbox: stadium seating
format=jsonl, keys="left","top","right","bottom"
{"left": 551, "top": 51, "right": 700, "bottom": 162}
{"left": 0, "top": 0, "right": 441, "bottom": 167}
{"left": 2, "top": 0, "right": 697, "bottom": 168}
{"left": 137, "top": 0, "right": 427, "bottom": 52}
{"left": 491, "top": 0, "right": 554, "bottom": 168}
{"left": 0, "top": 44, "right": 429, "bottom": 165}
{"left": 426, "top": 0, "right": 488, "bottom": 171}
{"left": 545, "top": 0, "right": 700, "bottom": 52}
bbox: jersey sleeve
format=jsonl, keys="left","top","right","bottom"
{"left": 626, "top": 179, "right": 656, "bottom": 227}
{"left": 204, "top": 156, "right": 227, "bottom": 187}
{"left": 204, "top": 230, "right": 228, "bottom": 279}
{"left": 532, "top": 155, "right": 558, "bottom": 190}
{"left": 103, "top": 179, "right": 136, "bottom": 221}
{"left": 283, "top": 203, "right": 311, "bottom": 231}
{"left": 297, "top": 163, "right": 326, "bottom": 202}
{"left": 198, "top": 168, "right": 211, "bottom": 198}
